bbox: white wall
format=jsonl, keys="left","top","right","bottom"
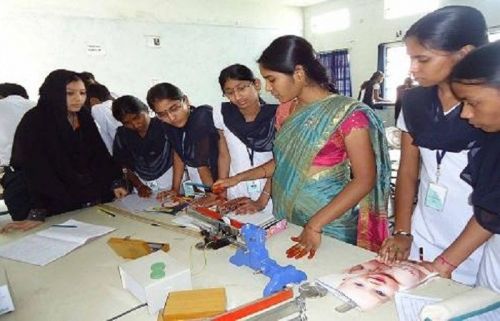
{"left": 304, "top": 0, "right": 500, "bottom": 96}
{"left": 0, "top": 0, "right": 303, "bottom": 106}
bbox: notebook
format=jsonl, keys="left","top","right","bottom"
{"left": 0, "top": 219, "right": 115, "bottom": 266}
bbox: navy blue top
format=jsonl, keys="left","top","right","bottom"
{"left": 165, "top": 105, "right": 219, "bottom": 180}
{"left": 113, "top": 117, "right": 172, "bottom": 181}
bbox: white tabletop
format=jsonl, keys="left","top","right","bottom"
{"left": 0, "top": 206, "right": 469, "bottom": 321}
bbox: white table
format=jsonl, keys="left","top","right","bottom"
{"left": 0, "top": 206, "right": 469, "bottom": 321}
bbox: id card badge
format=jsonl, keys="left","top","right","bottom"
{"left": 424, "top": 182, "right": 448, "bottom": 211}
{"left": 246, "top": 180, "right": 261, "bottom": 195}
{"left": 183, "top": 180, "right": 195, "bottom": 197}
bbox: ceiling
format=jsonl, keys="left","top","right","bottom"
{"left": 280, "top": 0, "right": 329, "bottom": 6}
{"left": 250, "top": 0, "right": 329, "bottom": 7}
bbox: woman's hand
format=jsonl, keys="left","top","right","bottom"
{"left": 233, "top": 198, "right": 265, "bottom": 214}
{"left": 137, "top": 184, "right": 152, "bottom": 198}
{"left": 220, "top": 197, "right": 265, "bottom": 214}
{"left": 424, "top": 255, "right": 457, "bottom": 279}
{"left": 213, "top": 176, "right": 240, "bottom": 190}
{"left": 156, "top": 189, "right": 178, "bottom": 202}
{"left": 113, "top": 187, "right": 129, "bottom": 199}
{"left": 378, "top": 235, "right": 412, "bottom": 264}
{"left": 419, "top": 260, "right": 453, "bottom": 279}
{"left": 1, "top": 220, "right": 43, "bottom": 233}
{"left": 191, "top": 193, "right": 224, "bottom": 208}
{"left": 285, "top": 225, "right": 322, "bottom": 259}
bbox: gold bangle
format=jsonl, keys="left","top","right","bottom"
{"left": 392, "top": 230, "right": 412, "bottom": 238}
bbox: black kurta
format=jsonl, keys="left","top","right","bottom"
{"left": 10, "top": 106, "right": 121, "bottom": 217}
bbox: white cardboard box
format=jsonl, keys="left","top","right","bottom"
{"left": 119, "top": 251, "right": 192, "bottom": 314}
{"left": 0, "top": 266, "right": 14, "bottom": 315}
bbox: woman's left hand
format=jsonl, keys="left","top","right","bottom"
{"left": 191, "top": 193, "right": 224, "bottom": 208}
{"left": 286, "top": 225, "right": 322, "bottom": 259}
{"left": 225, "top": 197, "right": 264, "bottom": 214}
{"left": 420, "top": 259, "right": 453, "bottom": 279}
{"left": 113, "top": 187, "right": 129, "bottom": 199}
{"left": 1, "top": 220, "right": 43, "bottom": 233}
{"left": 234, "top": 199, "right": 264, "bottom": 214}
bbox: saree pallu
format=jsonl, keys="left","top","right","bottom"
{"left": 272, "top": 95, "right": 390, "bottom": 251}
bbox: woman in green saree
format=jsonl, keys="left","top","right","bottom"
{"left": 214, "top": 35, "right": 390, "bottom": 259}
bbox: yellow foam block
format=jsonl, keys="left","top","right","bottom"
{"left": 162, "top": 288, "right": 226, "bottom": 321}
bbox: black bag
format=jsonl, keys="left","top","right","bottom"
{"left": 0, "top": 167, "right": 31, "bottom": 221}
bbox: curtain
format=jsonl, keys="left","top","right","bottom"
{"left": 377, "top": 43, "right": 386, "bottom": 97}
{"left": 319, "top": 49, "right": 352, "bottom": 97}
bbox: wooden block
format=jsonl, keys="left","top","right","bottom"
{"left": 107, "top": 237, "right": 170, "bottom": 259}
{"left": 162, "top": 288, "right": 226, "bottom": 321}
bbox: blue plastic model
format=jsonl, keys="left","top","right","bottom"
{"left": 230, "top": 224, "right": 307, "bottom": 296}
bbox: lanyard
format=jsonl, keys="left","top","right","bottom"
{"left": 246, "top": 147, "right": 255, "bottom": 167}
{"left": 181, "top": 131, "right": 191, "bottom": 181}
{"left": 181, "top": 131, "right": 186, "bottom": 159}
{"left": 435, "top": 150, "right": 446, "bottom": 183}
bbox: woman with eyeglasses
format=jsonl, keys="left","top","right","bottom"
{"left": 214, "top": 35, "right": 391, "bottom": 259}
{"left": 111, "top": 95, "right": 173, "bottom": 198}
{"left": 214, "top": 64, "right": 277, "bottom": 214}
{"left": 146, "top": 83, "right": 228, "bottom": 197}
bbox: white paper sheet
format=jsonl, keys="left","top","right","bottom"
{"left": 394, "top": 292, "right": 441, "bottom": 321}
{"left": 224, "top": 207, "right": 275, "bottom": 227}
{"left": 37, "top": 219, "right": 115, "bottom": 244}
{"left": 0, "top": 220, "right": 115, "bottom": 266}
{"left": 396, "top": 291, "right": 500, "bottom": 321}
{"left": 114, "top": 193, "right": 160, "bottom": 212}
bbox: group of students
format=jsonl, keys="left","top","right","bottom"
{"left": 0, "top": 4, "right": 499, "bottom": 295}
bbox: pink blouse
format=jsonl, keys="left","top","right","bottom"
{"left": 312, "top": 111, "right": 369, "bottom": 166}
{"left": 275, "top": 102, "right": 369, "bottom": 167}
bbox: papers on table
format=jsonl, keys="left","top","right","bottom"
{"left": 114, "top": 193, "right": 160, "bottom": 213}
{"left": 224, "top": 206, "right": 275, "bottom": 227}
{"left": 0, "top": 219, "right": 115, "bottom": 266}
{"left": 395, "top": 292, "right": 441, "bottom": 321}
{"left": 396, "top": 290, "right": 500, "bottom": 321}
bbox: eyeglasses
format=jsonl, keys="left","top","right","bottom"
{"left": 155, "top": 99, "right": 184, "bottom": 118}
{"left": 223, "top": 82, "right": 253, "bottom": 98}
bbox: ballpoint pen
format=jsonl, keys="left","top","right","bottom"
{"left": 51, "top": 224, "right": 78, "bottom": 228}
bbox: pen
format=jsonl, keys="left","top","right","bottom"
{"left": 98, "top": 208, "right": 116, "bottom": 217}
{"left": 419, "top": 247, "right": 424, "bottom": 261}
{"left": 51, "top": 224, "right": 78, "bottom": 228}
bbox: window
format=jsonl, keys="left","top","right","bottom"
{"left": 384, "top": 0, "right": 438, "bottom": 20}
{"left": 311, "top": 8, "right": 350, "bottom": 33}
{"left": 489, "top": 30, "right": 500, "bottom": 42}
{"left": 319, "top": 49, "right": 352, "bottom": 97}
{"left": 381, "top": 43, "right": 410, "bottom": 101}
